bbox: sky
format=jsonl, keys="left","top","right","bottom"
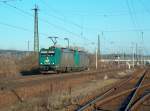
{"left": 0, "top": 0, "right": 150, "bottom": 54}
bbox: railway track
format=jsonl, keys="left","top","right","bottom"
{"left": 0, "top": 66, "right": 127, "bottom": 90}
{"left": 0, "top": 67, "right": 127, "bottom": 110}
{"left": 73, "top": 67, "right": 150, "bottom": 111}
{"left": 0, "top": 70, "right": 94, "bottom": 89}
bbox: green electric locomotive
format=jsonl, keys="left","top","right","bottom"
{"left": 39, "top": 46, "right": 89, "bottom": 73}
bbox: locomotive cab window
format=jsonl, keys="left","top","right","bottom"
{"left": 40, "top": 50, "right": 55, "bottom": 56}
{"left": 40, "top": 51, "right": 47, "bottom": 56}
{"left": 40, "top": 51, "right": 47, "bottom": 54}
{"left": 47, "top": 52, "right": 55, "bottom": 56}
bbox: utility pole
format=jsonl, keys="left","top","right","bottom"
{"left": 132, "top": 47, "right": 135, "bottom": 67}
{"left": 33, "top": 5, "right": 39, "bottom": 52}
{"left": 139, "top": 47, "right": 142, "bottom": 65}
{"left": 131, "top": 42, "right": 135, "bottom": 67}
{"left": 97, "top": 34, "right": 101, "bottom": 69}
{"left": 91, "top": 42, "right": 97, "bottom": 70}
{"left": 135, "top": 43, "right": 138, "bottom": 65}
{"left": 97, "top": 33, "right": 102, "bottom": 68}
{"left": 97, "top": 34, "right": 100, "bottom": 58}
{"left": 28, "top": 40, "right": 30, "bottom": 52}
{"left": 96, "top": 48, "right": 98, "bottom": 70}
{"left": 141, "top": 31, "right": 144, "bottom": 65}
{"left": 64, "top": 38, "right": 69, "bottom": 48}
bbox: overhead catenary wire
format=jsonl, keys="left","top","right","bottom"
{"left": 0, "top": 0, "right": 20, "bottom": 2}
{"left": 137, "top": 0, "right": 150, "bottom": 57}
{"left": 40, "top": 0, "right": 83, "bottom": 29}
{"left": 39, "top": 0, "right": 150, "bottom": 37}
{"left": 130, "top": 0, "right": 142, "bottom": 31}
{"left": 126, "top": 0, "right": 138, "bottom": 31}
{"left": 0, "top": 21, "right": 49, "bottom": 36}
{"left": 83, "top": 28, "right": 150, "bottom": 32}
{"left": 2, "top": 1, "right": 149, "bottom": 35}
{"left": 126, "top": 0, "right": 145, "bottom": 46}
{"left": 0, "top": 21, "right": 77, "bottom": 42}
{"left": 5, "top": 4, "right": 79, "bottom": 37}
{"left": 1, "top": 1, "right": 33, "bottom": 16}
{"left": 127, "top": 0, "right": 147, "bottom": 62}
{"left": 0, "top": 1, "right": 91, "bottom": 41}
{"left": 2, "top": 0, "right": 84, "bottom": 29}
{"left": 138, "top": 0, "right": 150, "bottom": 15}
{"left": 39, "top": 0, "right": 92, "bottom": 43}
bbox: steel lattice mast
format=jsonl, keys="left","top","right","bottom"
{"left": 33, "top": 5, "right": 39, "bottom": 52}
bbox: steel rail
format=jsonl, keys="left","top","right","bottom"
{"left": 119, "top": 70, "right": 147, "bottom": 111}
{"left": 95, "top": 83, "right": 150, "bottom": 107}
{"left": 130, "top": 93, "right": 150, "bottom": 111}
{"left": 75, "top": 70, "right": 145, "bottom": 111}
{"left": 75, "top": 88, "right": 116, "bottom": 111}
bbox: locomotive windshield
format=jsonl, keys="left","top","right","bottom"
{"left": 47, "top": 51, "right": 55, "bottom": 56}
{"left": 40, "top": 50, "right": 55, "bottom": 56}
{"left": 40, "top": 51, "right": 47, "bottom": 54}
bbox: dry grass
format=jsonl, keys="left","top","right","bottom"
{"left": 7, "top": 79, "right": 118, "bottom": 111}
{"left": 18, "top": 53, "right": 38, "bottom": 72}
{"left": 0, "top": 56, "right": 19, "bottom": 77}
{"left": 0, "top": 53, "right": 38, "bottom": 78}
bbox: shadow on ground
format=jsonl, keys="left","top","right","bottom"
{"left": 20, "top": 68, "right": 41, "bottom": 76}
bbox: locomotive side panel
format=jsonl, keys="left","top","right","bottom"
{"left": 60, "top": 49, "right": 74, "bottom": 72}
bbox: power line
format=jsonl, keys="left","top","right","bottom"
{"left": 40, "top": 0, "right": 148, "bottom": 33}
{"left": 127, "top": 0, "right": 150, "bottom": 57}
{"left": 0, "top": 21, "right": 48, "bottom": 36}
{"left": 138, "top": 0, "right": 150, "bottom": 15}
{"left": 0, "top": 0, "right": 21, "bottom": 2}
{"left": 0, "top": 21, "right": 32, "bottom": 32}
{"left": 0, "top": 21, "right": 79, "bottom": 48}
{"left": 54, "top": 10, "right": 149, "bottom": 17}
{"left": 39, "top": 1, "right": 92, "bottom": 42}
{"left": 82, "top": 27, "right": 150, "bottom": 32}
{"left": 2, "top": 1, "right": 33, "bottom": 16}
{"left": 1, "top": 2, "right": 87, "bottom": 40}
{"left": 40, "top": 0, "right": 83, "bottom": 29}
{"left": 103, "top": 29, "right": 150, "bottom": 32}
{"left": 130, "top": 0, "right": 142, "bottom": 30}
{"left": 126, "top": 0, "right": 138, "bottom": 31}
{"left": 127, "top": 0, "right": 146, "bottom": 59}
{"left": 41, "top": 10, "right": 83, "bottom": 29}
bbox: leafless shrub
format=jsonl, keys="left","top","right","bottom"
{"left": 0, "top": 55, "right": 19, "bottom": 77}
{"left": 0, "top": 53, "right": 38, "bottom": 78}
{"left": 18, "top": 53, "right": 38, "bottom": 72}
